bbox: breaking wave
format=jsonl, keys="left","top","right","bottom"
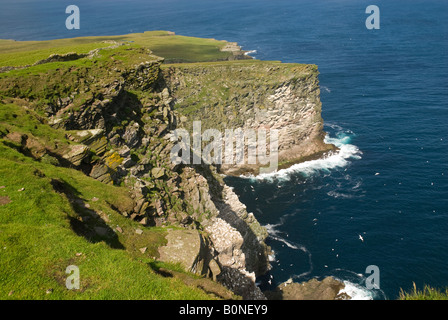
{"left": 338, "top": 281, "right": 376, "bottom": 300}
{"left": 264, "top": 218, "right": 314, "bottom": 280}
{"left": 244, "top": 49, "right": 257, "bottom": 57}
{"left": 330, "top": 268, "right": 387, "bottom": 300}
{"left": 250, "top": 123, "right": 362, "bottom": 182}
{"left": 264, "top": 220, "right": 386, "bottom": 300}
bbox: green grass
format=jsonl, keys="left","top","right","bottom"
{"left": 0, "top": 41, "right": 112, "bottom": 67}
{"left": 0, "top": 30, "right": 257, "bottom": 300}
{"left": 0, "top": 140, "right": 219, "bottom": 300}
{"left": 399, "top": 283, "right": 448, "bottom": 300}
{"left": 0, "top": 101, "right": 224, "bottom": 300}
{"left": 0, "top": 44, "right": 163, "bottom": 119}
{"left": 164, "top": 60, "right": 318, "bottom": 128}
{"left": 0, "top": 31, "right": 233, "bottom": 68}
{"left": 0, "top": 103, "right": 71, "bottom": 150}
{"left": 126, "top": 33, "right": 230, "bottom": 63}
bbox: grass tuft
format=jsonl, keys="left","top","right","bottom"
{"left": 399, "top": 283, "right": 448, "bottom": 300}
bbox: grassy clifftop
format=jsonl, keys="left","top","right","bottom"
{"left": 0, "top": 138, "right": 213, "bottom": 299}
{"left": 0, "top": 30, "right": 240, "bottom": 68}
{"left": 163, "top": 60, "right": 319, "bottom": 132}
{"left": 2, "top": 31, "right": 447, "bottom": 301}
{"left": 0, "top": 30, "right": 323, "bottom": 300}
{"left": 0, "top": 31, "right": 255, "bottom": 300}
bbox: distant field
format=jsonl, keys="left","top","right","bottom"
{"left": 0, "top": 40, "right": 112, "bottom": 67}
{"left": 0, "top": 31, "right": 232, "bottom": 67}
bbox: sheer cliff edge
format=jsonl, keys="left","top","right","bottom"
{"left": 0, "top": 31, "right": 336, "bottom": 300}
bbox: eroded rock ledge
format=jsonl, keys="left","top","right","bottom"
{"left": 265, "top": 277, "right": 351, "bottom": 300}
{"left": 163, "top": 61, "right": 337, "bottom": 176}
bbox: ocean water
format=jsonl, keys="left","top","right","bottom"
{"left": 1, "top": 0, "right": 447, "bottom": 300}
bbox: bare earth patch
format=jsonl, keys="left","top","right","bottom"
{"left": 0, "top": 196, "right": 11, "bottom": 206}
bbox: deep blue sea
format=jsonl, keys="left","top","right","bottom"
{"left": 1, "top": 0, "right": 447, "bottom": 300}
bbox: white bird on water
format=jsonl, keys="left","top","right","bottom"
{"left": 359, "top": 234, "right": 364, "bottom": 242}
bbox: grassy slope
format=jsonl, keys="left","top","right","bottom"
{"left": 399, "top": 284, "right": 448, "bottom": 300}
{"left": 0, "top": 31, "right": 231, "bottom": 67}
{"left": 2, "top": 30, "right": 447, "bottom": 301}
{"left": 0, "top": 31, "right": 242, "bottom": 300}
{"left": 0, "top": 102, "right": 218, "bottom": 300}
{"left": 0, "top": 40, "right": 113, "bottom": 68}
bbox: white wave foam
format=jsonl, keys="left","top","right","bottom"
{"left": 321, "top": 86, "right": 331, "bottom": 93}
{"left": 352, "top": 180, "right": 362, "bottom": 190}
{"left": 244, "top": 49, "right": 257, "bottom": 57}
{"left": 269, "top": 234, "right": 303, "bottom": 250}
{"left": 265, "top": 222, "right": 314, "bottom": 280}
{"left": 338, "top": 281, "right": 374, "bottom": 300}
{"left": 264, "top": 223, "right": 282, "bottom": 237}
{"left": 251, "top": 129, "right": 362, "bottom": 182}
{"left": 263, "top": 212, "right": 295, "bottom": 232}
{"left": 327, "top": 190, "right": 354, "bottom": 199}
{"left": 329, "top": 269, "right": 386, "bottom": 300}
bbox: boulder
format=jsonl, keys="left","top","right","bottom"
{"left": 123, "top": 122, "right": 140, "bottom": 148}
{"left": 264, "top": 277, "right": 350, "bottom": 300}
{"left": 158, "top": 229, "right": 214, "bottom": 277}
{"left": 104, "top": 152, "right": 123, "bottom": 170}
{"left": 88, "top": 136, "right": 108, "bottom": 156}
{"left": 62, "top": 144, "right": 90, "bottom": 166}
{"left": 151, "top": 167, "right": 165, "bottom": 179}
{"left": 74, "top": 129, "right": 104, "bottom": 143}
{"left": 89, "top": 164, "right": 112, "bottom": 184}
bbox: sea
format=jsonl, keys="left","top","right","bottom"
{"left": 1, "top": 0, "right": 447, "bottom": 300}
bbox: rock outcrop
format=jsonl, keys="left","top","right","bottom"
{"left": 0, "top": 42, "right": 333, "bottom": 300}
{"left": 62, "top": 144, "right": 90, "bottom": 166}
{"left": 37, "top": 51, "right": 270, "bottom": 298}
{"left": 163, "top": 62, "right": 337, "bottom": 176}
{"left": 219, "top": 41, "right": 252, "bottom": 61}
{"left": 158, "top": 229, "right": 217, "bottom": 277}
{"left": 265, "top": 277, "right": 350, "bottom": 300}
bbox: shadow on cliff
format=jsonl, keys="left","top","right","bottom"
{"left": 50, "top": 178, "right": 124, "bottom": 249}
{"left": 191, "top": 163, "right": 269, "bottom": 300}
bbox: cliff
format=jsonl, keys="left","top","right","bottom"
{"left": 163, "top": 61, "right": 336, "bottom": 176}
{"left": 0, "top": 32, "right": 334, "bottom": 300}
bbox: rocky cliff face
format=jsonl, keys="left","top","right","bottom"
{"left": 0, "top": 44, "right": 333, "bottom": 299}
{"left": 163, "top": 61, "right": 336, "bottom": 176}
{"left": 265, "top": 277, "right": 350, "bottom": 300}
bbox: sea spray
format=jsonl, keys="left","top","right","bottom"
{"left": 242, "top": 124, "right": 362, "bottom": 182}
{"left": 338, "top": 281, "right": 374, "bottom": 300}
{"left": 264, "top": 219, "right": 314, "bottom": 281}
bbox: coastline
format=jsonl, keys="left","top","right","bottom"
{"left": 0, "top": 32, "right": 341, "bottom": 300}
